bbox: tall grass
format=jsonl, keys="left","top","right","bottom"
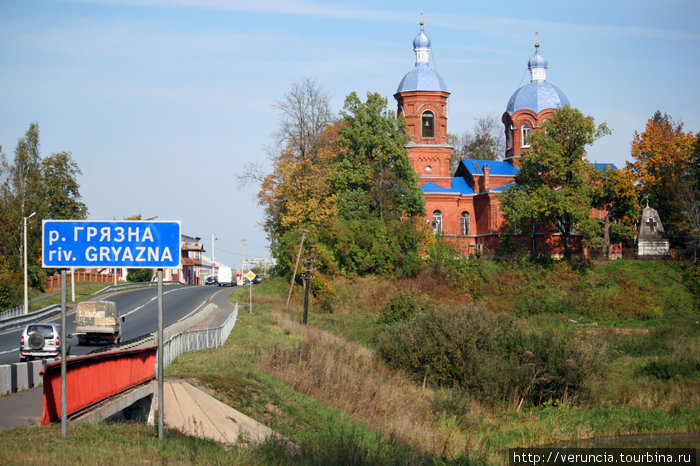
{"left": 2, "top": 263, "right": 697, "bottom": 465}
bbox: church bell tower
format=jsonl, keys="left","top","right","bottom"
{"left": 394, "top": 17, "right": 453, "bottom": 188}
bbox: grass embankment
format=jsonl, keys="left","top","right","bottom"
{"left": 0, "top": 260, "right": 698, "bottom": 465}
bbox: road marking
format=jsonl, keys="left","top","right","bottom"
{"left": 179, "top": 299, "right": 208, "bottom": 321}
{"left": 0, "top": 348, "right": 17, "bottom": 356}
{"left": 121, "top": 296, "right": 157, "bottom": 319}
{"left": 117, "top": 286, "right": 195, "bottom": 320}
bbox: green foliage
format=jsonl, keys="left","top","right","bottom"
{"left": 0, "top": 124, "right": 88, "bottom": 304}
{"left": 375, "top": 305, "right": 603, "bottom": 407}
{"left": 264, "top": 89, "right": 426, "bottom": 279}
{"left": 424, "top": 237, "right": 485, "bottom": 296}
{"left": 430, "top": 388, "right": 474, "bottom": 430}
{"left": 310, "top": 216, "right": 424, "bottom": 278}
{"left": 127, "top": 269, "right": 153, "bottom": 282}
{"left": 636, "top": 359, "right": 700, "bottom": 381}
{"left": 310, "top": 275, "right": 336, "bottom": 313}
{"left": 376, "top": 290, "right": 432, "bottom": 326}
{"left": 334, "top": 91, "right": 424, "bottom": 220}
{"left": 41, "top": 151, "right": 88, "bottom": 220}
{"left": 0, "top": 264, "right": 22, "bottom": 309}
{"left": 500, "top": 106, "right": 611, "bottom": 257}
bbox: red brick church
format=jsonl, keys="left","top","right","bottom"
{"left": 395, "top": 20, "right": 617, "bottom": 258}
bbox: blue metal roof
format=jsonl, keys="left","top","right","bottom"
{"left": 396, "top": 63, "right": 448, "bottom": 93}
{"left": 421, "top": 177, "right": 475, "bottom": 195}
{"left": 506, "top": 81, "right": 569, "bottom": 115}
{"left": 592, "top": 162, "right": 618, "bottom": 171}
{"left": 457, "top": 159, "right": 520, "bottom": 177}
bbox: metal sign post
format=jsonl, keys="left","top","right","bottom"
{"left": 60, "top": 269, "right": 67, "bottom": 436}
{"left": 245, "top": 271, "right": 256, "bottom": 314}
{"left": 157, "top": 269, "right": 164, "bottom": 440}
{"left": 41, "top": 220, "right": 181, "bottom": 440}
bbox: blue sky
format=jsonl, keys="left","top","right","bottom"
{"left": 2, "top": 0, "right": 699, "bottom": 268}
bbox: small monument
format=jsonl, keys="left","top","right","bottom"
{"left": 637, "top": 202, "right": 670, "bottom": 256}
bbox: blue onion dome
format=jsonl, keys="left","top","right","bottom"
{"left": 528, "top": 52, "right": 548, "bottom": 70}
{"left": 505, "top": 34, "right": 569, "bottom": 115}
{"left": 413, "top": 22, "right": 431, "bottom": 49}
{"left": 506, "top": 82, "right": 570, "bottom": 115}
{"left": 396, "top": 18, "right": 448, "bottom": 93}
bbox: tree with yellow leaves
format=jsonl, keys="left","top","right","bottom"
{"left": 627, "top": 111, "right": 697, "bottom": 248}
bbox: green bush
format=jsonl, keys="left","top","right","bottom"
{"left": 0, "top": 266, "right": 22, "bottom": 310}
{"left": 127, "top": 268, "right": 153, "bottom": 282}
{"left": 376, "top": 290, "right": 432, "bottom": 326}
{"left": 310, "top": 275, "right": 337, "bottom": 313}
{"left": 636, "top": 359, "right": 700, "bottom": 380}
{"left": 375, "top": 305, "right": 603, "bottom": 407}
{"left": 430, "top": 387, "right": 473, "bottom": 430}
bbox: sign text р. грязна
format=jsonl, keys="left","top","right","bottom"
{"left": 42, "top": 220, "right": 181, "bottom": 268}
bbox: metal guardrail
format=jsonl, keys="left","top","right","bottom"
{"left": 0, "top": 304, "right": 62, "bottom": 332}
{"left": 162, "top": 303, "right": 238, "bottom": 367}
{"left": 0, "top": 281, "right": 183, "bottom": 330}
{"left": 1, "top": 300, "right": 239, "bottom": 396}
{"left": 92, "top": 281, "right": 181, "bottom": 295}
{"left": 0, "top": 306, "right": 25, "bottom": 320}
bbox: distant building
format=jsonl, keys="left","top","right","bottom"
{"left": 395, "top": 21, "right": 618, "bottom": 257}
{"left": 164, "top": 234, "right": 204, "bottom": 284}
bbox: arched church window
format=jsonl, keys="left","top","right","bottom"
{"left": 431, "top": 210, "right": 442, "bottom": 234}
{"left": 422, "top": 111, "right": 435, "bottom": 138}
{"left": 460, "top": 212, "right": 471, "bottom": 236}
{"left": 522, "top": 124, "right": 531, "bottom": 148}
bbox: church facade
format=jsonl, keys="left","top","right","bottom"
{"left": 395, "top": 21, "right": 617, "bottom": 257}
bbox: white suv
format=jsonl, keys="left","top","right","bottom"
{"left": 19, "top": 323, "right": 70, "bottom": 361}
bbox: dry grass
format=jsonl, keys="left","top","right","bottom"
{"left": 259, "top": 310, "right": 473, "bottom": 458}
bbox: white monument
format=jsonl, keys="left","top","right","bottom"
{"left": 637, "top": 202, "right": 670, "bottom": 256}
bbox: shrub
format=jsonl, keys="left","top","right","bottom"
{"left": 376, "top": 290, "right": 432, "bottom": 326}
{"left": 127, "top": 268, "right": 153, "bottom": 282}
{"left": 310, "top": 275, "right": 337, "bottom": 313}
{"left": 430, "top": 387, "right": 473, "bottom": 429}
{"left": 636, "top": 359, "right": 700, "bottom": 381}
{"left": 375, "top": 305, "right": 604, "bottom": 407}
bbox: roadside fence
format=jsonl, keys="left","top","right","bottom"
{"left": 0, "top": 306, "right": 26, "bottom": 321}
{"left": 161, "top": 303, "right": 238, "bottom": 368}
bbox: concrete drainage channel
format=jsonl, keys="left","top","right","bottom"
{"left": 0, "top": 302, "right": 228, "bottom": 396}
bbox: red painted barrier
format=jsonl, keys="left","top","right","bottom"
{"left": 41, "top": 346, "right": 157, "bottom": 425}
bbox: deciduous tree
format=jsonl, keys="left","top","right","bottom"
{"left": 333, "top": 91, "right": 424, "bottom": 221}
{"left": 627, "top": 112, "right": 696, "bottom": 245}
{"left": 500, "top": 106, "right": 610, "bottom": 258}
{"left": 592, "top": 167, "right": 639, "bottom": 258}
{"left": 449, "top": 114, "right": 505, "bottom": 173}
{"left": 41, "top": 151, "right": 88, "bottom": 220}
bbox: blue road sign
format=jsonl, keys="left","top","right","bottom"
{"left": 42, "top": 220, "right": 181, "bottom": 269}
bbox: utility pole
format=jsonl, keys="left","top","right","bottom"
{"left": 240, "top": 239, "right": 247, "bottom": 284}
{"left": 301, "top": 247, "right": 315, "bottom": 324}
{"left": 23, "top": 212, "right": 36, "bottom": 314}
{"left": 286, "top": 229, "right": 308, "bottom": 310}
{"left": 263, "top": 246, "right": 268, "bottom": 276}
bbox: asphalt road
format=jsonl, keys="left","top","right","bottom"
{"left": 0, "top": 284, "right": 230, "bottom": 366}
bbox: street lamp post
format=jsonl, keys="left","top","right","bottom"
{"left": 23, "top": 212, "right": 36, "bottom": 314}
